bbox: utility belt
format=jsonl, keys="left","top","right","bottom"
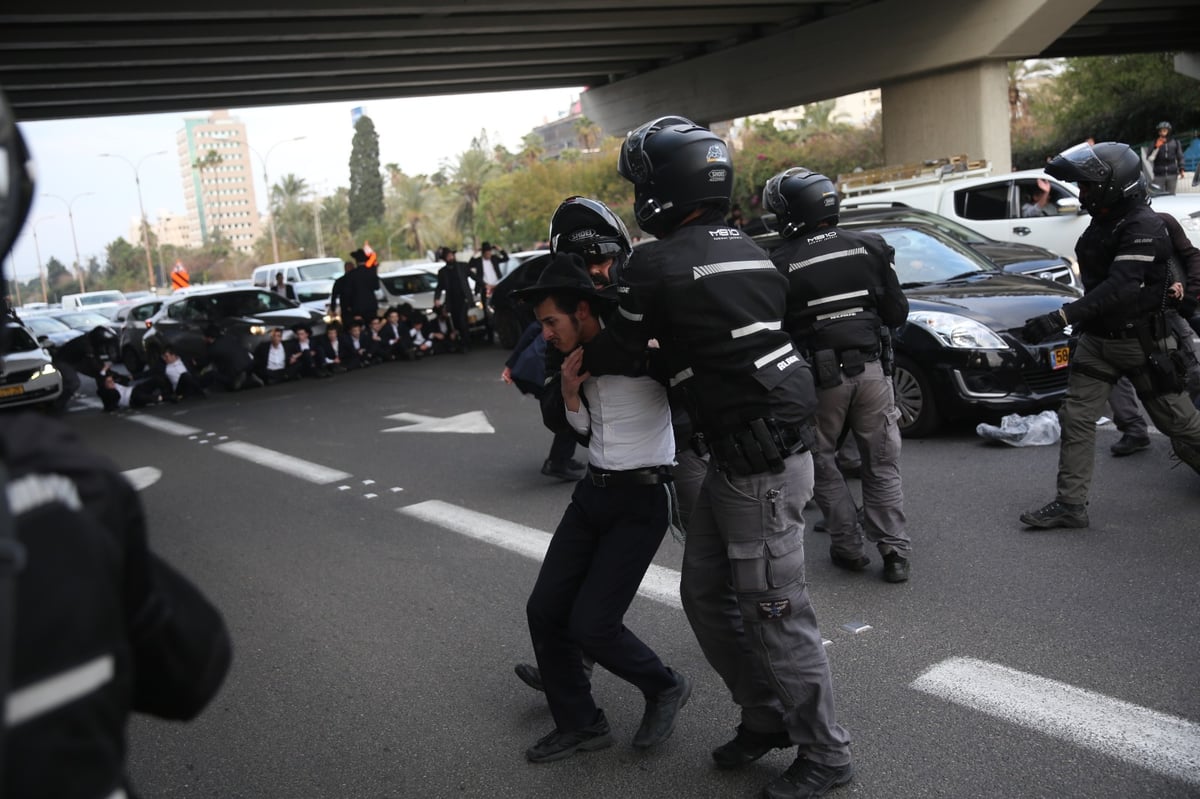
{"left": 694, "top": 418, "right": 813, "bottom": 477}
{"left": 808, "top": 347, "right": 881, "bottom": 388}
{"left": 1088, "top": 315, "right": 1167, "bottom": 340}
{"left": 587, "top": 464, "right": 673, "bottom": 488}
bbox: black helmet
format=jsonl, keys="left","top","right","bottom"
{"left": 1045, "top": 141, "right": 1144, "bottom": 215}
{"left": 617, "top": 115, "right": 733, "bottom": 237}
{"left": 549, "top": 196, "right": 632, "bottom": 264}
{"left": 763, "top": 167, "right": 839, "bottom": 239}
{"left": 1157, "top": 121, "right": 1172, "bottom": 132}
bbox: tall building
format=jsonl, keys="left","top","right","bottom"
{"left": 128, "top": 209, "right": 191, "bottom": 249}
{"left": 176, "top": 110, "right": 262, "bottom": 253}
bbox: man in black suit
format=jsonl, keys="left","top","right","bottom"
{"left": 468, "top": 240, "right": 508, "bottom": 344}
{"left": 345, "top": 248, "right": 381, "bottom": 325}
{"left": 317, "top": 321, "right": 360, "bottom": 372}
{"left": 434, "top": 246, "right": 474, "bottom": 352}
{"left": 285, "top": 324, "right": 325, "bottom": 378}
{"left": 253, "top": 327, "right": 298, "bottom": 385}
{"left": 199, "top": 324, "right": 260, "bottom": 391}
{"left": 379, "top": 307, "right": 416, "bottom": 360}
{"left": 345, "top": 319, "right": 379, "bottom": 366}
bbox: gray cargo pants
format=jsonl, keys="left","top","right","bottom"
{"left": 1057, "top": 333, "right": 1200, "bottom": 505}
{"left": 1109, "top": 314, "right": 1200, "bottom": 437}
{"left": 680, "top": 452, "right": 852, "bottom": 768}
{"left": 813, "top": 360, "right": 909, "bottom": 560}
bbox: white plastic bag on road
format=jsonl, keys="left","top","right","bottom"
{"left": 976, "top": 410, "right": 1061, "bottom": 447}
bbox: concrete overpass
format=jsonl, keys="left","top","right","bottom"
{"left": 2, "top": 0, "right": 1198, "bottom": 169}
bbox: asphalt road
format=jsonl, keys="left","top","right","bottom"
{"left": 51, "top": 346, "right": 1200, "bottom": 799}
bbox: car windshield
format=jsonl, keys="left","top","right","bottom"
{"left": 381, "top": 273, "right": 438, "bottom": 294}
{"left": 56, "top": 312, "right": 112, "bottom": 327}
{"left": 296, "top": 260, "right": 345, "bottom": 280}
{"left": 23, "top": 316, "right": 73, "bottom": 335}
{"left": 865, "top": 225, "right": 994, "bottom": 285}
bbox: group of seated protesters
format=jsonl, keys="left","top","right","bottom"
{"left": 96, "top": 303, "right": 464, "bottom": 412}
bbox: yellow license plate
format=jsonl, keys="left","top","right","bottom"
{"left": 0, "top": 385, "right": 25, "bottom": 398}
{"left": 1051, "top": 346, "right": 1070, "bottom": 370}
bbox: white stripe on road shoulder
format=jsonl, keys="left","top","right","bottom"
{"left": 215, "top": 441, "right": 352, "bottom": 484}
{"left": 6, "top": 654, "right": 114, "bottom": 727}
{"left": 121, "top": 467, "right": 162, "bottom": 492}
{"left": 126, "top": 415, "right": 202, "bottom": 436}
{"left": 911, "top": 657, "right": 1200, "bottom": 786}
{"left": 397, "top": 500, "right": 682, "bottom": 609}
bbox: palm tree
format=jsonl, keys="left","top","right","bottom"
{"left": 1008, "top": 59, "right": 1058, "bottom": 121}
{"left": 449, "top": 137, "right": 496, "bottom": 240}
{"left": 393, "top": 174, "right": 434, "bottom": 257}
{"left": 575, "top": 116, "right": 602, "bottom": 152}
{"left": 519, "top": 133, "right": 545, "bottom": 166}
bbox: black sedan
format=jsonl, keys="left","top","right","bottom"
{"left": 757, "top": 220, "right": 1077, "bottom": 436}
{"left": 142, "top": 287, "right": 326, "bottom": 365}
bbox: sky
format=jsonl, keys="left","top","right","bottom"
{"left": 7, "top": 87, "right": 583, "bottom": 287}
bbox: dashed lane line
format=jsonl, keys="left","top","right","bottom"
{"left": 125, "top": 416, "right": 202, "bottom": 437}
{"left": 398, "top": 499, "right": 683, "bottom": 609}
{"left": 213, "top": 441, "right": 353, "bottom": 485}
{"left": 912, "top": 657, "right": 1200, "bottom": 787}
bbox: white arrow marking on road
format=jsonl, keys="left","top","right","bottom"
{"left": 912, "top": 657, "right": 1200, "bottom": 786}
{"left": 382, "top": 411, "right": 494, "bottom": 434}
{"left": 121, "top": 467, "right": 162, "bottom": 492}
{"left": 398, "top": 500, "right": 681, "bottom": 608}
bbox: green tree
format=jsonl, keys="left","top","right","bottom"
{"left": 392, "top": 173, "right": 436, "bottom": 257}
{"left": 191, "top": 148, "right": 223, "bottom": 171}
{"left": 574, "top": 116, "right": 602, "bottom": 152}
{"left": 348, "top": 115, "right": 384, "bottom": 231}
{"left": 448, "top": 132, "right": 497, "bottom": 243}
{"left": 519, "top": 133, "right": 546, "bottom": 166}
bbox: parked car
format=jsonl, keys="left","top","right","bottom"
{"left": 59, "top": 289, "right": 127, "bottom": 312}
{"left": 376, "top": 262, "right": 485, "bottom": 333}
{"left": 251, "top": 258, "right": 343, "bottom": 315}
{"left": 0, "top": 321, "right": 64, "bottom": 411}
{"left": 142, "top": 287, "right": 327, "bottom": 364}
{"left": 47, "top": 310, "right": 121, "bottom": 362}
{"left": 756, "top": 219, "right": 1080, "bottom": 436}
{"left": 21, "top": 313, "right": 84, "bottom": 351}
{"left": 112, "top": 297, "right": 164, "bottom": 373}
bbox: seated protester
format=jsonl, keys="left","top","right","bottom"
{"left": 346, "top": 319, "right": 379, "bottom": 366}
{"left": 155, "top": 346, "right": 206, "bottom": 400}
{"left": 409, "top": 316, "right": 433, "bottom": 357}
{"left": 379, "top": 307, "right": 415, "bottom": 361}
{"left": 199, "top": 324, "right": 260, "bottom": 391}
{"left": 367, "top": 316, "right": 394, "bottom": 362}
{"left": 286, "top": 324, "right": 326, "bottom": 378}
{"left": 253, "top": 327, "right": 297, "bottom": 385}
{"left": 96, "top": 372, "right": 165, "bottom": 412}
{"left": 428, "top": 305, "right": 460, "bottom": 354}
{"left": 317, "top": 322, "right": 360, "bottom": 373}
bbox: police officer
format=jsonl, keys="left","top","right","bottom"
{"left": 1021, "top": 141, "right": 1200, "bottom": 529}
{"left": 0, "top": 88, "right": 232, "bottom": 798}
{"left": 763, "top": 167, "right": 911, "bottom": 582}
{"left": 586, "top": 116, "right": 854, "bottom": 799}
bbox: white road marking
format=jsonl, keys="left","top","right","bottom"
{"left": 127, "top": 416, "right": 202, "bottom": 436}
{"left": 398, "top": 499, "right": 682, "bottom": 609}
{"left": 911, "top": 657, "right": 1200, "bottom": 786}
{"left": 121, "top": 467, "right": 162, "bottom": 492}
{"left": 214, "top": 441, "right": 352, "bottom": 484}
{"left": 383, "top": 411, "right": 495, "bottom": 434}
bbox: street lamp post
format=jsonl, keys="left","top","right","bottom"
{"left": 42, "top": 192, "right": 94, "bottom": 293}
{"left": 250, "top": 136, "right": 306, "bottom": 263}
{"left": 32, "top": 216, "right": 55, "bottom": 304}
{"left": 100, "top": 150, "right": 167, "bottom": 291}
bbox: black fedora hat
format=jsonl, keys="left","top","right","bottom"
{"left": 510, "top": 253, "right": 612, "bottom": 306}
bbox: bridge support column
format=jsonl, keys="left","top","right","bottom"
{"left": 881, "top": 60, "right": 1012, "bottom": 172}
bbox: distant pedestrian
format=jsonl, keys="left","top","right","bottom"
{"left": 1150, "top": 121, "right": 1186, "bottom": 195}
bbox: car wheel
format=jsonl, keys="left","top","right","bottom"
{"left": 892, "top": 355, "right": 940, "bottom": 438}
{"left": 122, "top": 346, "right": 143, "bottom": 374}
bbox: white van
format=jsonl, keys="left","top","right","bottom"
{"left": 251, "top": 257, "right": 344, "bottom": 314}
{"left": 60, "top": 289, "right": 126, "bottom": 312}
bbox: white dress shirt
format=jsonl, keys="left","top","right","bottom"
{"left": 565, "top": 373, "right": 675, "bottom": 471}
{"left": 266, "top": 343, "right": 286, "bottom": 370}
{"left": 164, "top": 359, "right": 187, "bottom": 390}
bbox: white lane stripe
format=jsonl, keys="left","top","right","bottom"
{"left": 398, "top": 500, "right": 682, "bottom": 609}
{"left": 7, "top": 655, "right": 114, "bottom": 727}
{"left": 911, "top": 657, "right": 1200, "bottom": 786}
{"left": 214, "top": 441, "right": 352, "bottom": 484}
{"left": 121, "top": 467, "right": 162, "bottom": 492}
{"left": 125, "top": 415, "right": 202, "bottom": 436}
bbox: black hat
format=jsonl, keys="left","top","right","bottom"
{"left": 511, "top": 253, "right": 613, "bottom": 306}
{"left": 481, "top": 241, "right": 493, "bottom": 251}
{"left": 350, "top": 248, "right": 368, "bottom": 264}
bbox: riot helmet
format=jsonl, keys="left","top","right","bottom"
{"left": 617, "top": 115, "right": 733, "bottom": 237}
{"left": 763, "top": 167, "right": 839, "bottom": 239}
{"left": 1157, "top": 121, "right": 1172, "bottom": 133}
{"left": 549, "top": 196, "right": 632, "bottom": 263}
{"left": 1045, "top": 141, "right": 1144, "bottom": 215}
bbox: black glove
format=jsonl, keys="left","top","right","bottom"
{"left": 1180, "top": 295, "right": 1198, "bottom": 320}
{"left": 1022, "top": 309, "right": 1068, "bottom": 343}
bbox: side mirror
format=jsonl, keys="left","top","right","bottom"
{"left": 1056, "top": 197, "right": 1082, "bottom": 215}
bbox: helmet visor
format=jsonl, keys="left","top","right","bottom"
{"left": 1046, "top": 142, "right": 1110, "bottom": 184}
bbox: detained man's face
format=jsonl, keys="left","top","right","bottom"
{"left": 587, "top": 257, "right": 615, "bottom": 288}
{"left": 535, "top": 296, "right": 584, "bottom": 353}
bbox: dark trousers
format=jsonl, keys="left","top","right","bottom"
{"left": 526, "top": 479, "right": 675, "bottom": 732}
{"left": 547, "top": 429, "right": 576, "bottom": 464}
{"left": 448, "top": 301, "right": 470, "bottom": 349}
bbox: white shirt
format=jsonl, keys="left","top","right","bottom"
{"left": 164, "top": 359, "right": 187, "bottom": 390}
{"left": 266, "top": 342, "right": 286, "bottom": 370}
{"left": 565, "top": 373, "right": 675, "bottom": 471}
{"left": 410, "top": 327, "right": 428, "bottom": 347}
{"left": 111, "top": 382, "right": 132, "bottom": 408}
{"left": 481, "top": 257, "right": 502, "bottom": 287}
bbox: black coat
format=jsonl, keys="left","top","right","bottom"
{"left": 435, "top": 261, "right": 473, "bottom": 308}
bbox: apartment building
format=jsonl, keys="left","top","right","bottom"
{"left": 176, "top": 110, "right": 262, "bottom": 253}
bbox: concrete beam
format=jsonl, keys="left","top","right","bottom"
{"left": 582, "top": 0, "right": 1100, "bottom": 135}
{"left": 1176, "top": 52, "right": 1200, "bottom": 82}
